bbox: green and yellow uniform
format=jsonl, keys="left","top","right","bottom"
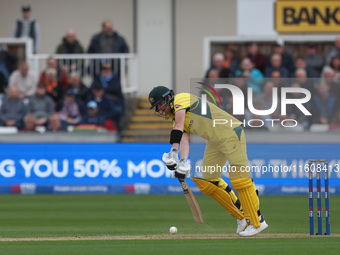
{"left": 167, "top": 93, "right": 261, "bottom": 227}
{"left": 167, "top": 93, "right": 248, "bottom": 173}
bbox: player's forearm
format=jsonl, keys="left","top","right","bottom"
{"left": 180, "top": 132, "right": 190, "bottom": 159}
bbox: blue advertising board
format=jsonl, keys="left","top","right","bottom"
{"left": 0, "top": 143, "right": 339, "bottom": 195}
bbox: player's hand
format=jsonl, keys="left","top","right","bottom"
{"left": 162, "top": 147, "right": 179, "bottom": 170}
{"left": 173, "top": 159, "right": 191, "bottom": 179}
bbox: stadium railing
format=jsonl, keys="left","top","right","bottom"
{"left": 0, "top": 37, "right": 139, "bottom": 95}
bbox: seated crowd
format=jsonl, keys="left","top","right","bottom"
{"left": 204, "top": 37, "right": 340, "bottom": 131}
{"left": 0, "top": 17, "right": 129, "bottom": 133}
{"left": 0, "top": 60, "right": 123, "bottom": 132}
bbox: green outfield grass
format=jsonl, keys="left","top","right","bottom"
{"left": 0, "top": 194, "right": 339, "bottom": 254}
{"left": 1, "top": 238, "right": 340, "bottom": 255}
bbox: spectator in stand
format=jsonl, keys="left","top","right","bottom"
{"left": 270, "top": 70, "right": 290, "bottom": 91}
{"left": 245, "top": 42, "right": 266, "bottom": 74}
{"left": 27, "top": 82, "right": 55, "bottom": 126}
{"left": 0, "top": 44, "right": 18, "bottom": 84}
{"left": 81, "top": 101, "right": 105, "bottom": 126}
{"left": 88, "top": 20, "right": 129, "bottom": 75}
{"left": 42, "top": 68, "right": 62, "bottom": 104}
{"left": 305, "top": 43, "right": 324, "bottom": 79}
{"left": 266, "top": 43, "right": 295, "bottom": 77}
{"left": 320, "top": 56, "right": 340, "bottom": 98}
{"left": 39, "top": 56, "right": 69, "bottom": 91}
{"left": 0, "top": 86, "right": 27, "bottom": 129}
{"left": 88, "top": 20, "right": 129, "bottom": 54}
{"left": 320, "top": 66, "right": 340, "bottom": 102}
{"left": 311, "top": 82, "right": 337, "bottom": 125}
{"left": 58, "top": 89, "right": 81, "bottom": 128}
{"left": 235, "top": 57, "right": 264, "bottom": 93}
{"left": 286, "top": 81, "right": 312, "bottom": 130}
{"left": 203, "top": 68, "right": 229, "bottom": 109}
{"left": 9, "top": 62, "right": 37, "bottom": 98}
{"left": 66, "top": 71, "right": 89, "bottom": 106}
{"left": 205, "top": 68, "right": 220, "bottom": 85}
{"left": 295, "top": 68, "right": 315, "bottom": 96}
{"left": 224, "top": 48, "right": 239, "bottom": 77}
{"left": 86, "top": 83, "right": 121, "bottom": 128}
{"left": 205, "top": 52, "right": 230, "bottom": 78}
{"left": 294, "top": 57, "right": 311, "bottom": 77}
{"left": 91, "top": 62, "right": 124, "bottom": 116}
{"left": 13, "top": 5, "right": 40, "bottom": 53}
{"left": 48, "top": 113, "right": 66, "bottom": 132}
{"left": 265, "top": 53, "right": 289, "bottom": 78}
{"left": 55, "top": 29, "right": 84, "bottom": 72}
{"left": 20, "top": 114, "right": 37, "bottom": 132}
{"left": 56, "top": 29, "right": 84, "bottom": 54}
{"left": 326, "top": 35, "right": 340, "bottom": 65}
{"left": 202, "top": 69, "right": 230, "bottom": 108}
{"left": 329, "top": 55, "right": 340, "bottom": 74}
{"left": 270, "top": 70, "right": 282, "bottom": 87}
{"left": 320, "top": 66, "right": 336, "bottom": 85}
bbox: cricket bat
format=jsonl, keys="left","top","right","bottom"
{"left": 178, "top": 178, "right": 203, "bottom": 224}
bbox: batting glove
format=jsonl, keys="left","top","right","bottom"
{"left": 162, "top": 147, "right": 179, "bottom": 170}
{"left": 173, "top": 158, "right": 191, "bottom": 179}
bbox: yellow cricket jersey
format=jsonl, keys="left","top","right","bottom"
{"left": 166, "top": 93, "right": 242, "bottom": 144}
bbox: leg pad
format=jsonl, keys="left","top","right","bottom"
{"left": 230, "top": 178, "right": 260, "bottom": 228}
{"left": 192, "top": 178, "right": 244, "bottom": 220}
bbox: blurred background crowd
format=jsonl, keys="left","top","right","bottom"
{"left": 1, "top": 4, "right": 340, "bottom": 134}
{"left": 0, "top": 5, "right": 128, "bottom": 133}
{"left": 204, "top": 39, "right": 340, "bottom": 131}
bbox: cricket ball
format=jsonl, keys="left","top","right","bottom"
{"left": 169, "top": 226, "right": 177, "bottom": 234}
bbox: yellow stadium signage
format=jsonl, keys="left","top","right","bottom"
{"left": 275, "top": 0, "right": 340, "bottom": 33}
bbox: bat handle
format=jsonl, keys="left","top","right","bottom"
{"left": 178, "top": 178, "right": 189, "bottom": 194}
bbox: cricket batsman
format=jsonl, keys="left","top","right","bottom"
{"left": 148, "top": 86, "right": 268, "bottom": 236}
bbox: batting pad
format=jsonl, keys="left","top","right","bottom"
{"left": 192, "top": 178, "right": 244, "bottom": 220}
{"left": 209, "top": 178, "right": 240, "bottom": 208}
{"left": 231, "top": 178, "right": 260, "bottom": 228}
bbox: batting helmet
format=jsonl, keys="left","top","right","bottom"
{"left": 148, "top": 86, "right": 174, "bottom": 110}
